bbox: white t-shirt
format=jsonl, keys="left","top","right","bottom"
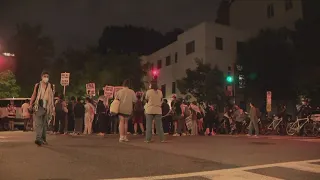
{"left": 145, "top": 89, "right": 163, "bottom": 115}
{"left": 21, "top": 103, "right": 30, "bottom": 118}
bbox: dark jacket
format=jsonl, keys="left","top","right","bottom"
{"left": 162, "top": 102, "right": 170, "bottom": 116}
{"left": 74, "top": 102, "right": 85, "bottom": 118}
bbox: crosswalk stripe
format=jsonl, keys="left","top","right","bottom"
{"left": 204, "top": 170, "right": 284, "bottom": 180}
{"left": 101, "top": 159, "right": 320, "bottom": 180}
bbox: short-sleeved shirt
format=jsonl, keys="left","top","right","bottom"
{"left": 145, "top": 89, "right": 163, "bottom": 115}
{"left": 21, "top": 103, "right": 30, "bottom": 118}
{"left": 115, "top": 87, "right": 137, "bottom": 115}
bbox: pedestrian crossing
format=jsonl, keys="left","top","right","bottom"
{"left": 103, "top": 159, "right": 320, "bottom": 180}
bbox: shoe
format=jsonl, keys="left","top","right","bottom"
{"left": 34, "top": 140, "right": 42, "bottom": 146}
{"left": 182, "top": 133, "right": 187, "bottom": 136}
{"left": 144, "top": 140, "right": 151, "bottom": 143}
{"left": 119, "top": 138, "right": 125, "bottom": 142}
{"left": 42, "top": 141, "right": 48, "bottom": 145}
{"left": 246, "top": 134, "right": 252, "bottom": 137}
{"left": 254, "top": 135, "right": 259, "bottom": 138}
{"left": 133, "top": 133, "right": 138, "bottom": 136}
{"left": 123, "top": 137, "right": 129, "bottom": 142}
{"left": 173, "top": 133, "right": 180, "bottom": 137}
{"left": 160, "top": 140, "right": 167, "bottom": 143}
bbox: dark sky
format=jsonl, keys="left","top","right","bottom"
{"left": 0, "top": 0, "right": 220, "bottom": 51}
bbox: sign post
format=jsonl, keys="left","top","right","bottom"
{"left": 266, "top": 91, "right": 272, "bottom": 113}
{"left": 60, "top": 72, "right": 70, "bottom": 95}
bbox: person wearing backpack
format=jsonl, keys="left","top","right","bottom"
{"left": 54, "top": 94, "right": 68, "bottom": 134}
{"left": 29, "top": 71, "right": 55, "bottom": 146}
{"left": 133, "top": 94, "right": 145, "bottom": 135}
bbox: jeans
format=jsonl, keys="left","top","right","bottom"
{"left": 145, "top": 114, "right": 164, "bottom": 141}
{"left": 34, "top": 113, "right": 49, "bottom": 142}
{"left": 248, "top": 118, "right": 259, "bottom": 135}
{"left": 177, "top": 116, "right": 186, "bottom": 134}
{"left": 162, "top": 116, "right": 170, "bottom": 133}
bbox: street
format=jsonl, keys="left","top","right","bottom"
{"left": 0, "top": 132, "right": 319, "bottom": 180}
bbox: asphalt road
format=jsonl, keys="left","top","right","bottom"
{"left": 0, "top": 132, "right": 319, "bottom": 180}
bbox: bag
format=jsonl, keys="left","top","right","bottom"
{"left": 110, "top": 99, "right": 120, "bottom": 114}
{"left": 184, "top": 106, "right": 191, "bottom": 117}
{"left": 185, "top": 116, "right": 192, "bottom": 130}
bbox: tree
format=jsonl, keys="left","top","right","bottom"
{"left": 177, "top": 59, "right": 225, "bottom": 105}
{"left": 237, "top": 28, "right": 295, "bottom": 102}
{"left": 7, "top": 23, "right": 54, "bottom": 96}
{"left": 0, "top": 70, "right": 20, "bottom": 98}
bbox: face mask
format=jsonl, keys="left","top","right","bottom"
{"left": 42, "top": 77, "right": 49, "bottom": 83}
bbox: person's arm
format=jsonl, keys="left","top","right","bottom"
{"left": 30, "top": 84, "right": 38, "bottom": 107}
{"left": 62, "top": 101, "right": 68, "bottom": 113}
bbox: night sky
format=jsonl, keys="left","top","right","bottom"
{"left": 0, "top": 0, "right": 220, "bottom": 51}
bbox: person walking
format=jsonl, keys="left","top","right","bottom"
{"left": 74, "top": 97, "right": 85, "bottom": 135}
{"left": 84, "top": 97, "right": 95, "bottom": 135}
{"left": 29, "top": 71, "right": 54, "bottom": 146}
{"left": 247, "top": 102, "right": 259, "bottom": 137}
{"left": 144, "top": 80, "right": 165, "bottom": 143}
{"left": 115, "top": 79, "right": 137, "bottom": 142}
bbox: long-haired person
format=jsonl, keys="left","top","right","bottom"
{"left": 115, "top": 79, "right": 137, "bottom": 142}
{"left": 83, "top": 97, "right": 95, "bottom": 135}
{"left": 145, "top": 80, "right": 165, "bottom": 143}
{"left": 133, "top": 93, "right": 145, "bottom": 135}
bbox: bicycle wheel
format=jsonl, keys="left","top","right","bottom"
{"left": 303, "top": 122, "right": 315, "bottom": 137}
{"left": 286, "top": 122, "right": 296, "bottom": 136}
{"left": 264, "top": 122, "right": 273, "bottom": 135}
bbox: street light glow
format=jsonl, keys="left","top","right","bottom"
{"left": 2, "top": 52, "right": 15, "bottom": 57}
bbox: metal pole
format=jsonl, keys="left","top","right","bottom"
{"left": 63, "top": 85, "right": 66, "bottom": 96}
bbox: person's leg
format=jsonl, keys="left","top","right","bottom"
{"left": 64, "top": 115, "right": 68, "bottom": 134}
{"left": 145, "top": 114, "right": 153, "bottom": 142}
{"left": 118, "top": 115, "right": 125, "bottom": 141}
{"left": 139, "top": 122, "right": 145, "bottom": 134}
{"left": 152, "top": 120, "right": 155, "bottom": 134}
{"left": 154, "top": 115, "right": 165, "bottom": 141}
{"left": 23, "top": 118, "right": 28, "bottom": 131}
{"left": 41, "top": 115, "right": 48, "bottom": 143}
{"left": 83, "top": 116, "right": 88, "bottom": 134}
{"left": 88, "top": 117, "right": 93, "bottom": 134}
{"left": 248, "top": 120, "right": 253, "bottom": 136}
{"left": 134, "top": 123, "right": 138, "bottom": 134}
{"left": 35, "top": 115, "right": 43, "bottom": 144}
{"left": 253, "top": 119, "right": 259, "bottom": 136}
{"left": 124, "top": 116, "right": 129, "bottom": 140}
{"left": 59, "top": 116, "right": 65, "bottom": 134}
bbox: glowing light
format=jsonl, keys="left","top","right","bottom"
{"left": 2, "top": 52, "right": 15, "bottom": 57}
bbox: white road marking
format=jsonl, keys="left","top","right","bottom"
{"left": 101, "top": 159, "right": 320, "bottom": 180}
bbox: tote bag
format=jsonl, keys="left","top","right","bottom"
{"left": 110, "top": 99, "right": 120, "bottom": 115}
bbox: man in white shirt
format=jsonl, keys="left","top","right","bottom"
{"left": 21, "top": 99, "right": 31, "bottom": 131}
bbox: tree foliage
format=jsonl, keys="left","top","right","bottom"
{"left": 177, "top": 59, "right": 225, "bottom": 104}
{"left": 8, "top": 23, "right": 54, "bottom": 96}
{"left": 0, "top": 70, "right": 21, "bottom": 98}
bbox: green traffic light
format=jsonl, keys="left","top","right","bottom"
{"left": 226, "top": 76, "right": 233, "bottom": 83}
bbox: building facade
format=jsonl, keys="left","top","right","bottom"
{"left": 143, "top": 22, "right": 250, "bottom": 99}
{"left": 143, "top": 0, "right": 304, "bottom": 101}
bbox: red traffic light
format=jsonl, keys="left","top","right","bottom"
{"left": 152, "top": 69, "right": 158, "bottom": 76}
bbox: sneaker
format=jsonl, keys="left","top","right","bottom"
{"left": 182, "top": 133, "right": 187, "bottom": 136}
{"left": 173, "top": 133, "right": 180, "bottom": 137}
{"left": 246, "top": 134, "right": 252, "bottom": 137}
{"left": 34, "top": 140, "right": 42, "bottom": 146}
{"left": 42, "top": 141, "right": 48, "bottom": 145}
{"left": 144, "top": 140, "right": 151, "bottom": 143}
{"left": 133, "top": 133, "right": 138, "bottom": 136}
{"left": 164, "top": 133, "right": 169, "bottom": 135}
{"left": 119, "top": 138, "right": 125, "bottom": 142}
{"left": 254, "top": 135, "right": 259, "bottom": 138}
{"left": 123, "top": 137, "right": 129, "bottom": 142}
{"left": 160, "top": 140, "right": 167, "bottom": 143}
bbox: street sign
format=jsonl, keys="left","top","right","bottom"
{"left": 104, "top": 85, "right": 114, "bottom": 98}
{"left": 266, "top": 91, "right": 272, "bottom": 112}
{"left": 86, "top": 83, "right": 96, "bottom": 96}
{"left": 60, "top": 72, "right": 70, "bottom": 86}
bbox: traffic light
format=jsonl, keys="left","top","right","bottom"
{"left": 151, "top": 69, "right": 159, "bottom": 80}
{"left": 226, "top": 76, "right": 233, "bottom": 83}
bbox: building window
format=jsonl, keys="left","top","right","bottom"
{"left": 267, "top": 4, "right": 274, "bottom": 18}
{"left": 165, "top": 56, "right": 171, "bottom": 66}
{"left": 285, "top": 0, "right": 293, "bottom": 11}
{"left": 157, "top": 60, "right": 162, "bottom": 69}
{"left": 174, "top": 52, "right": 178, "bottom": 63}
{"left": 237, "top": 41, "right": 244, "bottom": 54}
{"left": 186, "top": 40, "right": 195, "bottom": 55}
{"left": 215, "top": 37, "right": 223, "bottom": 50}
{"left": 161, "top": 84, "right": 166, "bottom": 97}
{"left": 172, "top": 82, "right": 176, "bottom": 94}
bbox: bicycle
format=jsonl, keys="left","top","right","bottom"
{"left": 286, "top": 117, "right": 310, "bottom": 136}
{"left": 264, "top": 116, "right": 285, "bottom": 135}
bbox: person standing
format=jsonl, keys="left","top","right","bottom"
{"left": 248, "top": 102, "right": 259, "bottom": 137}
{"left": 54, "top": 94, "right": 68, "bottom": 134}
{"left": 204, "top": 104, "right": 219, "bottom": 136}
{"left": 97, "top": 99, "right": 107, "bottom": 136}
{"left": 7, "top": 100, "right": 16, "bottom": 131}
{"left": 74, "top": 97, "right": 85, "bottom": 135}
{"left": 145, "top": 80, "right": 165, "bottom": 143}
{"left": 84, "top": 97, "right": 95, "bottom": 135}
{"left": 115, "top": 79, "right": 137, "bottom": 142}
{"left": 21, "top": 99, "right": 31, "bottom": 131}
{"left": 67, "top": 96, "right": 76, "bottom": 132}
{"left": 161, "top": 99, "right": 170, "bottom": 134}
{"left": 29, "top": 71, "right": 54, "bottom": 146}
{"left": 133, "top": 94, "right": 145, "bottom": 135}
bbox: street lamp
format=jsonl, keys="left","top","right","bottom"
{"left": 2, "top": 52, "right": 15, "bottom": 57}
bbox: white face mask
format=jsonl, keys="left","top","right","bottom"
{"left": 42, "top": 77, "right": 49, "bottom": 83}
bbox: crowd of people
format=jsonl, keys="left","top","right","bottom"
{"left": 25, "top": 71, "right": 263, "bottom": 146}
